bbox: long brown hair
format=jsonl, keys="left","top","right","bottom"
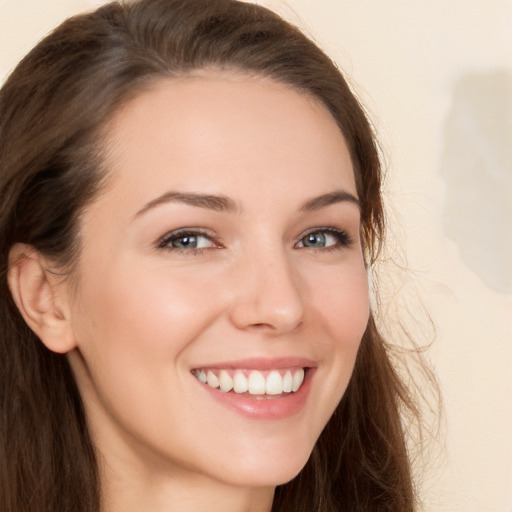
{"left": 0, "top": 1, "right": 427, "bottom": 510}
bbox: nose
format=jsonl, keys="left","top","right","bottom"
{"left": 228, "top": 248, "right": 305, "bottom": 334}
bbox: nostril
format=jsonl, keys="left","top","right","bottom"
{"left": 247, "top": 322, "right": 273, "bottom": 331}
{"left": 246, "top": 320, "right": 303, "bottom": 333}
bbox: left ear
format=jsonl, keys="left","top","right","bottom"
{"left": 7, "top": 243, "right": 77, "bottom": 354}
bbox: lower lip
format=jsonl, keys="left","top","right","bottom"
{"left": 197, "top": 369, "right": 315, "bottom": 420}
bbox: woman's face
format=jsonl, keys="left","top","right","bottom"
{"left": 66, "top": 73, "right": 369, "bottom": 490}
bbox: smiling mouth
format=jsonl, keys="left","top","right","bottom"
{"left": 192, "top": 367, "right": 306, "bottom": 396}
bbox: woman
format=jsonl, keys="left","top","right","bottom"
{"left": 0, "top": 0, "right": 426, "bottom": 511}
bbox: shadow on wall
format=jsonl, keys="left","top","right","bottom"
{"left": 441, "top": 69, "right": 512, "bottom": 294}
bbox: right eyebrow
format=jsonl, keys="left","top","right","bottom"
{"left": 133, "top": 191, "right": 241, "bottom": 220}
{"left": 299, "top": 190, "right": 360, "bottom": 212}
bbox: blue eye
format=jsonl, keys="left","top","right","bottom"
{"left": 296, "top": 229, "right": 351, "bottom": 249}
{"left": 158, "top": 230, "right": 216, "bottom": 251}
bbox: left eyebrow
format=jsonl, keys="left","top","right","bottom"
{"left": 299, "top": 190, "right": 360, "bottom": 212}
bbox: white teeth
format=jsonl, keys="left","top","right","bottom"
{"left": 282, "top": 370, "right": 293, "bottom": 393}
{"left": 206, "top": 370, "right": 219, "bottom": 388}
{"left": 265, "top": 370, "right": 283, "bottom": 395}
{"left": 248, "top": 371, "right": 266, "bottom": 395}
{"left": 195, "top": 368, "right": 307, "bottom": 395}
{"left": 233, "top": 371, "right": 248, "bottom": 393}
{"left": 291, "top": 368, "right": 304, "bottom": 392}
{"left": 218, "top": 370, "right": 233, "bottom": 392}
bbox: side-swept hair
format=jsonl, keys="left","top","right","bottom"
{"left": 0, "top": 1, "right": 421, "bottom": 510}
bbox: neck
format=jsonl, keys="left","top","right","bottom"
{"left": 99, "top": 452, "right": 275, "bottom": 512}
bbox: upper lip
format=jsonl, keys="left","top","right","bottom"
{"left": 191, "top": 357, "right": 316, "bottom": 371}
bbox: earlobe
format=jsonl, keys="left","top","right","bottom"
{"left": 7, "top": 243, "right": 77, "bottom": 354}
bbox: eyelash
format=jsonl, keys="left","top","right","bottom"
{"left": 156, "top": 228, "right": 219, "bottom": 254}
{"left": 156, "top": 226, "right": 353, "bottom": 254}
{"left": 297, "top": 227, "right": 353, "bottom": 251}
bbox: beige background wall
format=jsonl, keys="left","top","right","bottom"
{"left": 1, "top": 0, "right": 511, "bottom": 510}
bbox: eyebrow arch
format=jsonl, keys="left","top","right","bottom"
{"left": 299, "top": 190, "right": 360, "bottom": 211}
{"left": 134, "top": 191, "right": 241, "bottom": 219}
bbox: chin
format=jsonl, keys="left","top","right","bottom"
{"left": 209, "top": 438, "right": 314, "bottom": 489}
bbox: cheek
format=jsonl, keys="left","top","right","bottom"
{"left": 69, "top": 260, "right": 226, "bottom": 409}
{"left": 309, "top": 260, "right": 370, "bottom": 345}
{"left": 305, "top": 261, "right": 369, "bottom": 414}
{"left": 74, "top": 260, "right": 219, "bottom": 348}
{"left": 68, "top": 262, "right": 229, "bottom": 450}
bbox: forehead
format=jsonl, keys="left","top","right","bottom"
{"left": 98, "top": 71, "right": 356, "bottom": 212}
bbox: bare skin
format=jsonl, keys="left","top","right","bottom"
{"left": 9, "top": 72, "right": 369, "bottom": 512}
